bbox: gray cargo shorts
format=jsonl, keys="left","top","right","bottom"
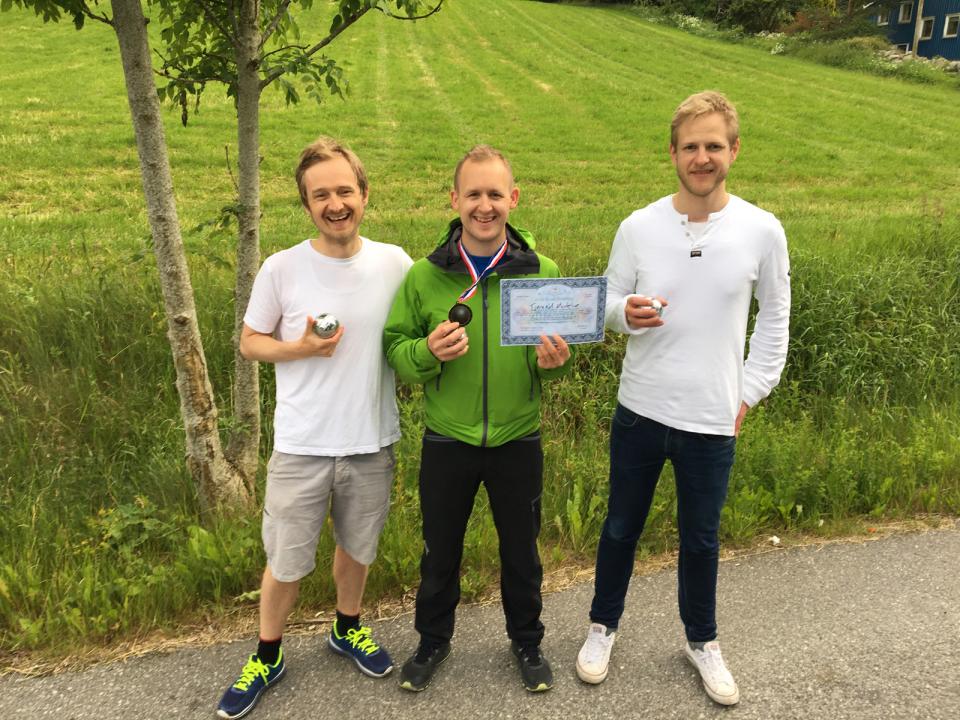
{"left": 262, "top": 445, "right": 395, "bottom": 582}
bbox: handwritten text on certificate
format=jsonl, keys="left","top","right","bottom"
{"left": 500, "top": 276, "right": 607, "bottom": 346}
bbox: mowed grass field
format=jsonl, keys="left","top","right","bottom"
{"left": 1, "top": 0, "right": 958, "bottom": 657}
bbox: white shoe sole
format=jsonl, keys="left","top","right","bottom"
{"left": 699, "top": 680, "right": 740, "bottom": 706}
{"left": 575, "top": 659, "right": 608, "bottom": 684}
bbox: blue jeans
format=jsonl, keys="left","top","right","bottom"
{"left": 590, "top": 404, "right": 736, "bottom": 642}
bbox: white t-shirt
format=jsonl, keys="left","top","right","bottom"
{"left": 244, "top": 238, "right": 413, "bottom": 455}
{"left": 604, "top": 195, "right": 791, "bottom": 436}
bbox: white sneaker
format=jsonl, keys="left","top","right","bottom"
{"left": 576, "top": 623, "right": 616, "bottom": 684}
{"left": 684, "top": 640, "right": 740, "bottom": 705}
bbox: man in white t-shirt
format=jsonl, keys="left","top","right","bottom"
{"left": 216, "top": 137, "right": 412, "bottom": 720}
{"left": 575, "top": 92, "right": 791, "bottom": 706}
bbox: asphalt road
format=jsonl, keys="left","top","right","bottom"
{"left": 2, "top": 521, "right": 958, "bottom": 719}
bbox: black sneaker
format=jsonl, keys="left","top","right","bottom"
{"left": 398, "top": 642, "right": 451, "bottom": 692}
{"left": 511, "top": 641, "right": 553, "bottom": 692}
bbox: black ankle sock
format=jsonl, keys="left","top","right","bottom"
{"left": 335, "top": 610, "right": 360, "bottom": 636}
{"left": 257, "top": 636, "right": 282, "bottom": 665}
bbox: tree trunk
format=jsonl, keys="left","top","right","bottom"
{"left": 110, "top": 0, "right": 251, "bottom": 513}
{"left": 225, "top": 0, "right": 263, "bottom": 493}
{"left": 912, "top": 0, "right": 926, "bottom": 57}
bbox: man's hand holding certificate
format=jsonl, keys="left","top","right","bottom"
{"left": 500, "top": 276, "right": 607, "bottom": 346}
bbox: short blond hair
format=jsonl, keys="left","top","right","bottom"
{"left": 670, "top": 91, "right": 739, "bottom": 147}
{"left": 453, "top": 144, "right": 514, "bottom": 190}
{"left": 295, "top": 136, "right": 368, "bottom": 207}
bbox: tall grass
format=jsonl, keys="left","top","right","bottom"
{"left": 1, "top": 0, "right": 958, "bottom": 655}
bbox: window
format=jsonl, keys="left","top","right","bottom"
{"left": 896, "top": 43, "right": 910, "bottom": 53}
{"left": 920, "top": 17, "right": 935, "bottom": 40}
{"left": 878, "top": 10, "right": 890, "bottom": 26}
{"left": 899, "top": 2, "right": 913, "bottom": 24}
{"left": 945, "top": 14, "right": 960, "bottom": 38}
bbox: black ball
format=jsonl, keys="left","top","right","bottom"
{"left": 448, "top": 303, "right": 472, "bottom": 326}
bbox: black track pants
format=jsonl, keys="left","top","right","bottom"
{"left": 414, "top": 428, "right": 545, "bottom": 647}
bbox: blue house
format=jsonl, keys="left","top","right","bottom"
{"left": 874, "top": 1, "right": 960, "bottom": 59}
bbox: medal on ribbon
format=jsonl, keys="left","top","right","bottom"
{"left": 447, "top": 240, "right": 508, "bottom": 326}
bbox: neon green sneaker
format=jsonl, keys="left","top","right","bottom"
{"left": 328, "top": 624, "right": 394, "bottom": 677}
{"left": 216, "top": 650, "right": 286, "bottom": 719}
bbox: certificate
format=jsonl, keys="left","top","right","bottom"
{"left": 500, "top": 276, "right": 607, "bottom": 346}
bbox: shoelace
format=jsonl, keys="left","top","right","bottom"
{"left": 414, "top": 644, "right": 441, "bottom": 664}
{"left": 233, "top": 656, "right": 269, "bottom": 691}
{"left": 582, "top": 632, "right": 613, "bottom": 663}
{"left": 697, "top": 646, "right": 732, "bottom": 681}
{"left": 344, "top": 626, "right": 380, "bottom": 656}
{"left": 519, "top": 645, "right": 543, "bottom": 666}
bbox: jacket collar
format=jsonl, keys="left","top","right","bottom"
{"left": 426, "top": 219, "right": 540, "bottom": 276}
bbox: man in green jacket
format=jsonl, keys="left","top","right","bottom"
{"left": 384, "top": 145, "right": 571, "bottom": 693}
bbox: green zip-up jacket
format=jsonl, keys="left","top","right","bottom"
{"left": 383, "top": 220, "right": 572, "bottom": 447}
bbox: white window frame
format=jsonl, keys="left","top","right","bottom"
{"left": 899, "top": 2, "right": 913, "bottom": 24}
{"left": 896, "top": 43, "right": 910, "bottom": 53}
{"left": 945, "top": 13, "right": 960, "bottom": 38}
{"left": 878, "top": 10, "right": 890, "bottom": 26}
{"left": 920, "top": 16, "right": 935, "bottom": 40}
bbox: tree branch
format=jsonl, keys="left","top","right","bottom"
{"left": 83, "top": 5, "right": 113, "bottom": 27}
{"left": 259, "top": 8, "right": 371, "bottom": 89}
{"left": 153, "top": 66, "right": 220, "bottom": 85}
{"left": 80, "top": 1, "right": 113, "bottom": 26}
{"left": 227, "top": 0, "right": 240, "bottom": 39}
{"left": 259, "top": 0, "right": 293, "bottom": 50}
{"left": 152, "top": 48, "right": 232, "bottom": 85}
{"left": 379, "top": 0, "right": 444, "bottom": 21}
{"left": 196, "top": 0, "right": 236, "bottom": 44}
{"left": 155, "top": 45, "right": 235, "bottom": 69}
{"left": 261, "top": 43, "right": 305, "bottom": 62}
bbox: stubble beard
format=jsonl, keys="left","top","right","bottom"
{"left": 677, "top": 167, "right": 728, "bottom": 199}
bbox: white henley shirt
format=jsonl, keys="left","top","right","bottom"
{"left": 604, "top": 195, "right": 791, "bottom": 436}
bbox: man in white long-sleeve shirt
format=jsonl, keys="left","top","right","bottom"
{"left": 575, "top": 91, "right": 790, "bottom": 705}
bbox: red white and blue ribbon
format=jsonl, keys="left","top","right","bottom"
{"left": 456, "top": 240, "right": 508, "bottom": 303}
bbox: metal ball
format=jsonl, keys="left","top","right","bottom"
{"left": 312, "top": 313, "right": 340, "bottom": 339}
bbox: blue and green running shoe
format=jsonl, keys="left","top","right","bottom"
{"left": 216, "top": 650, "right": 286, "bottom": 719}
{"left": 328, "top": 624, "right": 394, "bottom": 677}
